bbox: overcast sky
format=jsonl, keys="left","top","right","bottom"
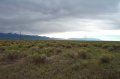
{"left": 0, "top": 0, "right": 120, "bottom": 41}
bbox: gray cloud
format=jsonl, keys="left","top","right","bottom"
{"left": 0, "top": 0, "right": 120, "bottom": 34}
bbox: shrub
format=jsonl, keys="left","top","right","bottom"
{"left": 107, "top": 45, "right": 120, "bottom": 51}
{"left": 41, "top": 48, "right": 62, "bottom": 56}
{"left": 27, "top": 54, "right": 47, "bottom": 65}
{"left": 102, "top": 44, "right": 109, "bottom": 49}
{"left": 107, "top": 46, "right": 115, "bottom": 51}
{"left": 41, "top": 48, "right": 54, "bottom": 57}
{"left": 65, "top": 45, "right": 72, "bottom": 48}
{"left": 54, "top": 48, "right": 62, "bottom": 55}
{"left": 9, "top": 44, "right": 20, "bottom": 50}
{"left": 78, "top": 50, "right": 90, "bottom": 59}
{"left": 0, "top": 47, "right": 5, "bottom": 52}
{"left": 115, "top": 44, "right": 120, "bottom": 50}
{"left": 93, "top": 44, "right": 102, "bottom": 47}
{"left": 55, "top": 48, "right": 62, "bottom": 53}
{"left": 2, "top": 51, "right": 24, "bottom": 62}
{"left": 78, "top": 43, "right": 89, "bottom": 47}
{"left": 63, "top": 52, "right": 77, "bottom": 59}
{"left": 71, "top": 63, "right": 81, "bottom": 70}
{"left": 38, "top": 44, "right": 45, "bottom": 48}
{"left": 99, "top": 54, "right": 113, "bottom": 64}
{"left": 30, "top": 46, "right": 40, "bottom": 51}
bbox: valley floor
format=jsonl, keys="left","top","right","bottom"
{"left": 0, "top": 40, "right": 120, "bottom": 79}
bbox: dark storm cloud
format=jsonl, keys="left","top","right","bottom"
{"left": 0, "top": 0, "right": 120, "bottom": 34}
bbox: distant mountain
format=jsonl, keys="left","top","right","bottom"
{"left": 0, "top": 33, "right": 55, "bottom": 40}
{"left": 68, "top": 38, "right": 101, "bottom": 41}
{"left": 0, "top": 33, "right": 101, "bottom": 41}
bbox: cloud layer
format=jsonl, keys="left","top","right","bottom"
{"left": 0, "top": 0, "right": 120, "bottom": 34}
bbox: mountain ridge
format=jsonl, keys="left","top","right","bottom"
{"left": 0, "top": 33, "right": 101, "bottom": 41}
{"left": 0, "top": 33, "right": 54, "bottom": 40}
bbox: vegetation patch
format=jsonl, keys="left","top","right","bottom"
{"left": 0, "top": 40, "right": 120, "bottom": 79}
{"left": 77, "top": 50, "right": 91, "bottom": 59}
{"left": 26, "top": 53, "right": 48, "bottom": 65}
{"left": 1, "top": 50, "right": 25, "bottom": 62}
{"left": 99, "top": 54, "right": 113, "bottom": 64}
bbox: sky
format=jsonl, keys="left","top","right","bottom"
{"left": 0, "top": 0, "right": 120, "bottom": 41}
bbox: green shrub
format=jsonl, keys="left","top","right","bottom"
{"left": 99, "top": 54, "right": 113, "bottom": 64}
{"left": 93, "top": 44, "right": 102, "bottom": 47}
{"left": 78, "top": 50, "right": 90, "bottom": 59}
{"left": 78, "top": 43, "right": 89, "bottom": 47}
{"left": 9, "top": 44, "right": 20, "bottom": 50}
{"left": 27, "top": 54, "right": 47, "bottom": 65}
{"left": 38, "top": 44, "right": 45, "bottom": 48}
{"left": 40, "top": 48, "right": 54, "bottom": 57}
{"left": 102, "top": 44, "right": 109, "bottom": 49}
{"left": 40, "top": 48, "right": 62, "bottom": 57}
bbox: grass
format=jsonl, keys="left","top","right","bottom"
{"left": 0, "top": 39, "right": 120, "bottom": 79}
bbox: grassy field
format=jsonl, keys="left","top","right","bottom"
{"left": 0, "top": 40, "right": 120, "bottom": 79}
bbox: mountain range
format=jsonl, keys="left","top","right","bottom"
{"left": 0, "top": 33, "right": 101, "bottom": 41}
{"left": 0, "top": 33, "right": 54, "bottom": 40}
{"left": 68, "top": 38, "right": 101, "bottom": 41}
